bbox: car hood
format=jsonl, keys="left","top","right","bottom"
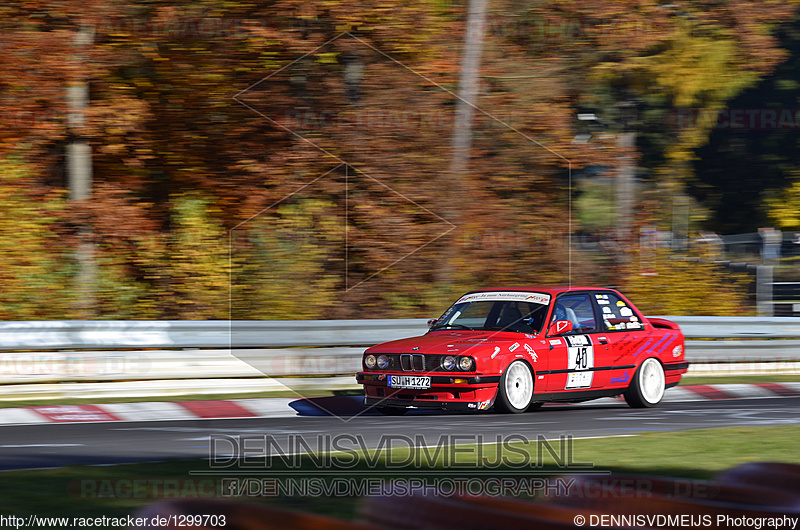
{"left": 365, "top": 330, "right": 537, "bottom": 355}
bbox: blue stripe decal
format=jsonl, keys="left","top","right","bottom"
{"left": 632, "top": 337, "right": 656, "bottom": 357}
{"left": 655, "top": 333, "right": 676, "bottom": 354}
{"left": 646, "top": 333, "right": 671, "bottom": 356}
{"left": 610, "top": 370, "right": 630, "bottom": 384}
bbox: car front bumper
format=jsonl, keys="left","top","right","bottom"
{"left": 356, "top": 372, "right": 500, "bottom": 411}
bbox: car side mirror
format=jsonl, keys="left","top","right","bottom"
{"left": 427, "top": 318, "right": 438, "bottom": 329}
{"left": 548, "top": 320, "right": 573, "bottom": 336}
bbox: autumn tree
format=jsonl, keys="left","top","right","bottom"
{"left": 0, "top": 0, "right": 796, "bottom": 319}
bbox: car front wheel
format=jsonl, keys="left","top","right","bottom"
{"left": 495, "top": 360, "right": 534, "bottom": 413}
{"left": 624, "top": 358, "right": 665, "bottom": 408}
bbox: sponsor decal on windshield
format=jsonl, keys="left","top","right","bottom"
{"left": 456, "top": 291, "right": 551, "bottom": 305}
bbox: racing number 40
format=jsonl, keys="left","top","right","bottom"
{"left": 574, "top": 347, "right": 589, "bottom": 370}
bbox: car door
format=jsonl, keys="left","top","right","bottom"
{"left": 592, "top": 291, "right": 644, "bottom": 390}
{"left": 543, "top": 292, "right": 601, "bottom": 393}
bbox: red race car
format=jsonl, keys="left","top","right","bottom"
{"left": 356, "top": 287, "right": 688, "bottom": 414}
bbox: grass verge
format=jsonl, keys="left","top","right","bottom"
{"left": 1, "top": 425, "right": 798, "bottom": 520}
{"left": 680, "top": 374, "right": 800, "bottom": 385}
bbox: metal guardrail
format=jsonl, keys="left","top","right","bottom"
{"left": 667, "top": 317, "right": 800, "bottom": 339}
{"left": 0, "top": 317, "right": 798, "bottom": 394}
{"left": 0, "top": 319, "right": 428, "bottom": 350}
{"left": 0, "top": 348, "right": 365, "bottom": 384}
{"left": 1, "top": 316, "right": 800, "bottom": 351}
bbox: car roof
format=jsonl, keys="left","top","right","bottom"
{"left": 464, "top": 286, "right": 617, "bottom": 296}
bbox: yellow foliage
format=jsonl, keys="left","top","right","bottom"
{"left": 94, "top": 249, "right": 161, "bottom": 319}
{"left": 622, "top": 248, "right": 752, "bottom": 316}
{"left": 167, "top": 193, "right": 230, "bottom": 319}
{"left": 0, "top": 159, "right": 76, "bottom": 319}
{"left": 642, "top": 27, "right": 751, "bottom": 108}
{"left": 766, "top": 179, "right": 800, "bottom": 230}
{"left": 595, "top": 22, "right": 761, "bottom": 168}
{"left": 230, "top": 199, "right": 339, "bottom": 320}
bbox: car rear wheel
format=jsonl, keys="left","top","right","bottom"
{"left": 624, "top": 358, "right": 665, "bottom": 408}
{"left": 495, "top": 360, "right": 534, "bottom": 413}
{"left": 376, "top": 406, "right": 408, "bottom": 416}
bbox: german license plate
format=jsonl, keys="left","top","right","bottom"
{"left": 388, "top": 375, "right": 431, "bottom": 389}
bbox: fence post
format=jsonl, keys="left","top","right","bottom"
{"left": 756, "top": 265, "right": 774, "bottom": 317}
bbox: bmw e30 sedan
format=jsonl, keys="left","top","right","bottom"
{"left": 356, "top": 287, "right": 688, "bottom": 414}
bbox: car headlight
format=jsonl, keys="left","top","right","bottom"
{"left": 442, "top": 356, "right": 456, "bottom": 370}
{"left": 377, "top": 355, "right": 389, "bottom": 369}
{"left": 458, "top": 356, "right": 474, "bottom": 371}
{"left": 365, "top": 355, "right": 376, "bottom": 369}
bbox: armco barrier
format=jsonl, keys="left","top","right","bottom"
{"left": 1, "top": 316, "right": 800, "bottom": 351}
{"left": 0, "top": 319, "right": 429, "bottom": 350}
{"left": 0, "top": 348, "right": 365, "bottom": 384}
{"left": 0, "top": 318, "right": 798, "bottom": 395}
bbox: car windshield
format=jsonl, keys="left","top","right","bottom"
{"left": 430, "top": 291, "right": 551, "bottom": 334}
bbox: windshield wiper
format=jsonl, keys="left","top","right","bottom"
{"left": 431, "top": 323, "right": 474, "bottom": 331}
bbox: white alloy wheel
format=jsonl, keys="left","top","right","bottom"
{"left": 624, "top": 358, "right": 665, "bottom": 408}
{"left": 496, "top": 360, "right": 534, "bottom": 413}
{"left": 640, "top": 358, "right": 666, "bottom": 404}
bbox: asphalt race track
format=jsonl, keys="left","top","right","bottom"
{"left": 1, "top": 397, "right": 799, "bottom": 471}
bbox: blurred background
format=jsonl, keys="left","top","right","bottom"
{"left": 3, "top": 0, "right": 800, "bottom": 322}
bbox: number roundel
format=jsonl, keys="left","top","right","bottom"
{"left": 566, "top": 335, "right": 594, "bottom": 371}
{"left": 565, "top": 335, "right": 594, "bottom": 390}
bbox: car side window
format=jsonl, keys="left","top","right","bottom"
{"left": 551, "top": 294, "right": 597, "bottom": 334}
{"left": 595, "top": 293, "right": 643, "bottom": 332}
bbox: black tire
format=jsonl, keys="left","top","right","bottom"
{"left": 624, "top": 358, "right": 666, "bottom": 408}
{"left": 376, "top": 406, "right": 409, "bottom": 416}
{"left": 494, "top": 360, "right": 534, "bottom": 414}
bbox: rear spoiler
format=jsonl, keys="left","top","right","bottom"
{"left": 646, "top": 317, "right": 681, "bottom": 331}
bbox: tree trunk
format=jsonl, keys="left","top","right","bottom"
{"left": 450, "top": 0, "right": 488, "bottom": 182}
{"left": 68, "top": 24, "right": 96, "bottom": 317}
{"left": 440, "top": 0, "right": 488, "bottom": 284}
{"left": 615, "top": 130, "right": 636, "bottom": 252}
